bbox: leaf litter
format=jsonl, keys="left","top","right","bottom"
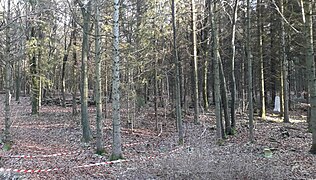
{"left": 0, "top": 96, "right": 315, "bottom": 179}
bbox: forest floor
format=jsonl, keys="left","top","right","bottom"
{"left": 0, "top": 96, "right": 315, "bottom": 179}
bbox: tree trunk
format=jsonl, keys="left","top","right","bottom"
{"left": 219, "top": 56, "right": 231, "bottom": 135}
{"left": 61, "top": 16, "right": 73, "bottom": 108}
{"left": 280, "top": 0, "right": 289, "bottom": 123}
{"left": 172, "top": 0, "right": 184, "bottom": 145}
{"left": 111, "top": 0, "right": 123, "bottom": 160}
{"left": 247, "top": 0, "right": 254, "bottom": 142}
{"left": 94, "top": 0, "right": 104, "bottom": 154}
{"left": 257, "top": 0, "right": 266, "bottom": 120}
{"left": 231, "top": 0, "right": 239, "bottom": 129}
{"left": 79, "top": 0, "right": 92, "bottom": 143}
{"left": 72, "top": 19, "right": 78, "bottom": 116}
{"left": 211, "top": 0, "right": 222, "bottom": 140}
{"left": 30, "top": 25, "right": 39, "bottom": 115}
{"left": 15, "top": 58, "right": 21, "bottom": 102}
{"left": 4, "top": 0, "right": 12, "bottom": 142}
{"left": 191, "top": 0, "right": 199, "bottom": 124}
{"left": 306, "top": 0, "right": 316, "bottom": 154}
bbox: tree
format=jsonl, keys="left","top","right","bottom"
{"left": 211, "top": 0, "right": 222, "bottom": 140}
{"left": 111, "top": 0, "right": 123, "bottom": 160}
{"left": 257, "top": 0, "right": 266, "bottom": 120}
{"left": 77, "top": 0, "right": 92, "bottom": 143}
{"left": 306, "top": 0, "right": 316, "bottom": 154}
{"left": 191, "top": 0, "right": 199, "bottom": 125}
{"left": 230, "top": 0, "right": 239, "bottom": 129}
{"left": 172, "top": 0, "right": 183, "bottom": 144}
{"left": 4, "top": 0, "right": 12, "bottom": 143}
{"left": 29, "top": 1, "right": 40, "bottom": 115}
{"left": 247, "top": 0, "right": 254, "bottom": 142}
{"left": 94, "top": 0, "right": 104, "bottom": 154}
{"left": 280, "top": 0, "right": 289, "bottom": 123}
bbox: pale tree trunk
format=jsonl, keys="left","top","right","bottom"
{"left": 230, "top": 0, "right": 238, "bottom": 130}
{"left": 172, "top": 0, "right": 184, "bottom": 145}
{"left": 247, "top": 0, "right": 254, "bottom": 142}
{"left": 211, "top": 0, "right": 222, "bottom": 140}
{"left": 306, "top": 0, "right": 316, "bottom": 154}
{"left": 78, "top": 0, "right": 92, "bottom": 143}
{"left": 94, "top": 0, "right": 104, "bottom": 154}
{"left": 191, "top": 0, "right": 199, "bottom": 124}
{"left": 257, "top": 0, "right": 266, "bottom": 120}
{"left": 111, "top": 0, "right": 123, "bottom": 160}
{"left": 4, "top": 0, "right": 12, "bottom": 143}
{"left": 280, "top": 0, "right": 289, "bottom": 123}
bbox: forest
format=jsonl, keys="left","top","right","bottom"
{"left": 0, "top": 0, "right": 315, "bottom": 179}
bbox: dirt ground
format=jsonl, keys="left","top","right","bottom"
{"left": 0, "top": 96, "right": 315, "bottom": 179}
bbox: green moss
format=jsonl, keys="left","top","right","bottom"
{"left": 96, "top": 149, "right": 107, "bottom": 156}
{"left": 231, "top": 128, "right": 237, "bottom": 135}
{"left": 216, "top": 139, "right": 225, "bottom": 146}
{"left": 3, "top": 143, "right": 12, "bottom": 151}
{"left": 178, "top": 139, "right": 184, "bottom": 145}
{"left": 109, "top": 153, "right": 124, "bottom": 161}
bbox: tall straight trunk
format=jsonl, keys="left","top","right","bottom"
{"left": 191, "top": 0, "right": 199, "bottom": 124}
{"left": 154, "top": 51, "right": 159, "bottom": 132}
{"left": 211, "top": 0, "right": 222, "bottom": 140}
{"left": 4, "top": 0, "right": 11, "bottom": 142}
{"left": 30, "top": 26, "right": 39, "bottom": 115}
{"left": 280, "top": 0, "right": 289, "bottom": 123}
{"left": 172, "top": 0, "right": 184, "bottom": 145}
{"left": 300, "top": 0, "right": 310, "bottom": 128}
{"left": 72, "top": 19, "right": 78, "bottom": 116}
{"left": 219, "top": 56, "right": 231, "bottom": 135}
{"left": 111, "top": 0, "right": 123, "bottom": 160}
{"left": 95, "top": 0, "right": 104, "bottom": 154}
{"left": 61, "top": 15, "right": 67, "bottom": 108}
{"left": 231, "top": 0, "right": 238, "bottom": 128}
{"left": 79, "top": 1, "right": 92, "bottom": 143}
{"left": 15, "top": 57, "right": 21, "bottom": 102}
{"left": 257, "top": 0, "right": 266, "bottom": 120}
{"left": 247, "top": 0, "right": 254, "bottom": 142}
{"left": 306, "top": 0, "right": 316, "bottom": 154}
{"left": 61, "top": 16, "right": 73, "bottom": 108}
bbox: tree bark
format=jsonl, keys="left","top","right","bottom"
{"left": 111, "top": 0, "right": 123, "bottom": 160}
{"left": 280, "top": 0, "right": 289, "bottom": 123}
{"left": 191, "top": 0, "right": 199, "bottom": 124}
{"left": 78, "top": 0, "right": 92, "bottom": 143}
{"left": 172, "top": 0, "right": 184, "bottom": 145}
{"left": 257, "top": 0, "right": 266, "bottom": 120}
{"left": 94, "top": 0, "right": 104, "bottom": 154}
{"left": 4, "top": 0, "right": 12, "bottom": 142}
{"left": 231, "top": 0, "right": 239, "bottom": 129}
{"left": 211, "top": 0, "right": 222, "bottom": 140}
{"left": 306, "top": 0, "right": 316, "bottom": 154}
{"left": 247, "top": 0, "right": 254, "bottom": 142}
